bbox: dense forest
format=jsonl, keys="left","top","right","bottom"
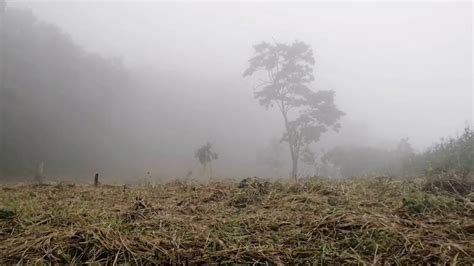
{"left": 0, "top": 8, "right": 135, "bottom": 178}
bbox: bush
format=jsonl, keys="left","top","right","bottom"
{"left": 421, "top": 127, "right": 473, "bottom": 179}
{"left": 402, "top": 192, "right": 458, "bottom": 214}
{"left": 320, "top": 138, "right": 417, "bottom": 177}
{"left": 320, "top": 127, "right": 473, "bottom": 180}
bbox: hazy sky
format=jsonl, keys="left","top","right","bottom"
{"left": 9, "top": 1, "right": 473, "bottom": 151}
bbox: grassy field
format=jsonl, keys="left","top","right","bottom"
{"left": 0, "top": 177, "right": 473, "bottom": 264}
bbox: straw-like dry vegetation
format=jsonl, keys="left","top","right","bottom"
{"left": 1, "top": 177, "right": 473, "bottom": 264}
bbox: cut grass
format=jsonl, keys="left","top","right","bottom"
{"left": 0, "top": 177, "right": 473, "bottom": 264}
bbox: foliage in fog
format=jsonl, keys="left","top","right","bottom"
{"left": 421, "top": 127, "right": 473, "bottom": 178}
{"left": 321, "top": 138, "right": 417, "bottom": 177}
{"left": 194, "top": 142, "right": 218, "bottom": 178}
{"left": 243, "top": 40, "right": 344, "bottom": 181}
{"left": 0, "top": 8, "right": 133, "bottom": 178}
{"left": 320, "top": 128, "right": 473, "bottom": 179}
{"left": 256, "top": 138, "right": 285, "bottom": 175}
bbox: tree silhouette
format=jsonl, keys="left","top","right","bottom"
{"left": 194, "top": 142, "right": 218, "bottom": 179}
{"left": 244, "top": 40, "right": 344, "bottom": 181}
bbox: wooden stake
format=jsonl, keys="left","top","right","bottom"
{"left": 35, "top": 162, "right": 44, "bottom": 184}
{"left": 94, "top": 173, "right": 99, "bottom": 187}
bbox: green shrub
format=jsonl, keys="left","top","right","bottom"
{"left": 402, "top": 192, "right": 458, "bottom": 214}
{"left": 421, "top": 127, "right": 473, "bottom": 179}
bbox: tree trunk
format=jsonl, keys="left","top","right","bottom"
{"left": 291, "top": 152, "right": 298, "bottom": 182}
{"left": 281, "top": 108, "right": 299, "bottom": 182}
{"left": 94, "top": 173, "right": 99, "bottom": 186}
{"left": 209, "top": 161, "right": 213, "bottom": 180}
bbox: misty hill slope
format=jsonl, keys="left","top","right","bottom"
{"left": 1, "top": 8, "right": 135, "bottom": 178}
{"left": 0, "top": 177, "right": 473, "bottom": 264}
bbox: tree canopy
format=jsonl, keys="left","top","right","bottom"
{"left": 244, "top": 40, "right": 344, "bottom": 181}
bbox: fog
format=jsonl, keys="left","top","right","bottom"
{"left": 1, "top": 1, "right": 472, "bottom": 181}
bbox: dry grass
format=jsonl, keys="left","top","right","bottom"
{"left": 0, "top": 176, "right": 473, "bottom": 264}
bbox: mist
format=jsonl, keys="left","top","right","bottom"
{"left": 0, "top": 1, "right": 472, "bottom": 181}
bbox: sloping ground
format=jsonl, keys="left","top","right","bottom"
{"left": 0, "top": 177, "right": 473, "bottom": 264}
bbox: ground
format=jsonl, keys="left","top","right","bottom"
{"left": 0, "top": 176, "right": 473, "bottom": 264}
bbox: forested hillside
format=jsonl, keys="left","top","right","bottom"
{"left": 0, "top": 8, "right": 133, "bottom": 178}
